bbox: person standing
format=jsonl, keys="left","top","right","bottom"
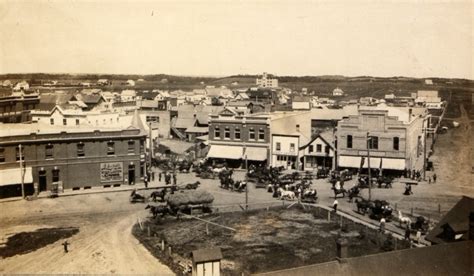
{"left": 405, "top": 226, "right": 411, "bottom": 240}
{"left": 428, "top": 177, "right": 431, "bottom": 184}
{"left": 379, "top": 217, "right": 386, "bottom": 233}
{"left": 172, "top": 173, "right": 177, "bottom": 185}
{"left": 433, "top": 173, "right": 437, "bottom": 183}
{"left": 333, "top": 199, "right": 338, "bottom": 213}
{"left": 152, "top": 171, "right": 155, "bottom": 181}
{"left": 62, "top": 240, "right": 70, "bottom": 253}
{"left": 416, "top": 230, "right": 422, "bottom": 244}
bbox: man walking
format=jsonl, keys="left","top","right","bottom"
{"left": 333, "top": 199, "right": 338, "bottom": 213}
{"left": 379, "top": 217, "right": 386, "bottom": 233}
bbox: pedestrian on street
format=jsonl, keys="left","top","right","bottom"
{"left": 405, "top": 226, "right": 411, "bottom": 240}
{"left": 433, "top": 173, "right": 437, "bottom": 183}
{"left": 159, "top": 172, "right": 162, "bottom": 182}
{"left": 379, "top": 217, "right": 386, "bottom": 233}
{"left": 173, "top": 173, "right": 177, "bottom": 185}
{"left": 416, "top": 230, "right": 422, "bottom": 244}
{"left": 62, "top": 240, "right": 70, "bottom": 253}
{"left": 333, "top": 199, "right": 338, "bottom": 213}
{"left": 144, "top": 176, "right": 148, "bottom": 188}
{"left": 428, "top": 177, "right": 431, "bottom": 184}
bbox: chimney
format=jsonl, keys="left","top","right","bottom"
{"left": 409, "top": 108, "right": 413, "bottom": 118}
{"left": 336, "top": 238, "right": 348, "bottom": 259}
{"left": 469, "top": 212, "right": 474, "bottom": 241}
{"left": 296, "top": 124, "right": 300, "bottom": 132}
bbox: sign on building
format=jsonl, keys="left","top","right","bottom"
{"left": 100, "top": 162, "right": 123, "bottom": 182}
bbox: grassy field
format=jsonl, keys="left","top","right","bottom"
{"left": 134, "top": 205, "right": 410, "bottom": 275}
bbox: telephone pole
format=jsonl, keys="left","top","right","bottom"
{"left": 19, "top": 144, "right": 25, "bottom": 199}
{"left": 367, "top": 132, "right": 372, "bottom": 202}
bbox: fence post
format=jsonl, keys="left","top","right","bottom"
{"left": 438, "top": 203, "right": 441, "bottom": 214}
{"left": 328, "top": 210, "right": 331, "bottom": 221}
{"left": 340, "top": 215, "right": 343, "bottom": 228}
{"left": 161, "top": 240, "right": 165, "bottom": 251}
{"left": 168, "top": 246, "right": 172, "bottom": 256}
{"left": 206, "top": 223, "right": 209, "bottom": 235}
{"left": 147, "top": 226, "right": 151, "bottom": 237}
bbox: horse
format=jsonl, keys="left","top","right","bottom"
{"left": 355, "top": 198, "right": 372, "bottom": 214}
{"left": 212, "top": 167, "right": 227, "bottom": 174}
{"left": 150, "top": 189, "right": 167, "bottom": 202}
{"left": 184, "top": 181, "right": 200, "bottom": 190}
{"left": 145, "top": 204, "right": 169, "bottom": 218}
{"left": 301, "top": 189, "right": 318, "bottom": 203}
{"left": 277, "top": 188, "right": 296, "bottom": 200}
{"left": 398, "top": 210, "right": 412, "bottom": 227}
{"left": 332, "top": 187, "right": 346, "bottom": 199}
{"left": 234, "top": 181, "right": 247, "bottom": 193}
{"left": 348, "top": 186, "right": 360, "bottom": 202}
{"left": 130, "top": 189, "right": 146, "bottom": 203}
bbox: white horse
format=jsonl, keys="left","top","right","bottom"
{"left": 398, "top": 210, "right": 412, "bottom": 227}
{"left": 212, "top": 167, "right": 227, "bottom": 174}
{"left": 277, "top": 188, "right": 296, "bottom": 200}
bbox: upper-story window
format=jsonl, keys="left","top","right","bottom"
{"left": 234, "top": 128, "right": 241, "bottom": 140}
{"left": 224, "top": 127, "right": 230, "bottom": 139}
{"left": 76, "top": 119, "right": 80, "bottom": 125}
{"left": 107, "top": 141, "right": 115, "bottom": 155}
{"left": 77, "top": 142, "right": 85, "bottom": 157}
{"left": 0, "top": 147, "right": 5, "bottom": 162}
{"left": 290, "top": 143, "right": 295, "bottom": 152}
{"left": 214, "top": 127, "right": 220, "bottom": 139}
{"left": 249, "top": 128, "right": 255, "bottom": 140}
{"left": 309, "top": 145, "right": 314, "bottom": 153}
{"left": 50, "top": 118, "right": 54, "bottom": 125}
{"left": 258, "top": 129, "right": 265, "bottom": 140}
{"left": 347, "top": 135, "right": 353, "bottom": 149}
{"left": 128, "top": 140, "right": 135, "bottom": 153}
{"left": 325, "top": 146, "right": 330, "bottom": 154}
{"left": 393, "top": 137, "right": 399, "bottom": 151}
{"left": 63, "top": 118, "right": 67, "bottom": 125}
{"left": 45, "top": 144, "right": 54, "bottom": 159}
{"left": 316, "top": 144, "right": 322, "bottom": 152}
{"left": 368, "top": 136, "right": 378, "bottom": 150}
{"left": 276, "top": 142, "right": 281, "bottom": 151}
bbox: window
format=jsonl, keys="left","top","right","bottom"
{"left": 224, "top": 127, "right": 230, "bottom": 139}
{"left": 316, "top": 144, "right": 322, "bottom": 152}
{"left": 214, "top": 127, "right": 220, "bottom": 139}
{"left": 276, "top": 142, "right": 281, "bottom": 151}
{"left": 77, "top": 142, "right": 85, "bottom": 157}
{"left": 128, "top": 140, "right": 135, "bottom": 153}
{"left": 16, "top": 146, "right": 24, "bottom": 161}
{"left": 325, "top": 146, "right": 330, "bottom": 154}
{"left": 146, "top": 116, "right": 159, "bottom": 123}
{"left": 52, "top": 169, "right": 60, "bottom": 182}
{"left": 0, "top": 147, "right": 4, "bottom": 162}
{"left": 50, "top": 118, "right": 54, "bottom": 125}
{"left": 393, "top": 137, "right": 399, "bottom": 151}
{"left": 107, "top": 141, "right": 115, "bottom": 155}
{"left": 347, "top": 135, "right": 353, "bottom": 149}
{"left": 63, "top": 118, "right": 67, "bottom": 125}
{"left": 290, "top": 143, "right": 295, "bottom": 152}
{"left": 249, "top": 128, "right": 255, "bottom": 140}
{"left": 309, "top": 145, "right": 314, "bottom": 153}
{"left": 368, "top": 136, "right": 378, "bottom": 149}
{"left": 235, "top": 128, "right": 241, "bottom": 140}
{"left": 258, "top": 129, "right": 265, "bottom": 140}
{"left": 45, "top": 144, "right": 54, "bottom": 159}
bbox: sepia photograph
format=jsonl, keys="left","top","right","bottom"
{"left": 0, "top": 0, "right": 472, "bottom": 275}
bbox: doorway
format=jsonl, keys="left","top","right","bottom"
{"left": 128, "top": 165, "right": 135, "bottom": 185}
{"left": 39, "top": 170, "right": 47, "bottom": 192}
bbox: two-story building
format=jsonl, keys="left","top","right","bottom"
{"left": 0, "top": 91, "right": 40, "bottom": 123}
{"left": 300, "top": 131, "right": 335, "bottom": 170}
{"left": 336, "top": 107, "right": 427, "bottom": 174}
{"left": 0, "top": 123, "right": 147, "bottom": 198}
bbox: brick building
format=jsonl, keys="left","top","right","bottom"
{"left": 336, "top": 107, "right": 427, "bottom": 174}
{"left": 0, "top": 91, "right": 40, "bottom": 123}
{"left": 0, "top": 124, "right": 146, "bottom": 198}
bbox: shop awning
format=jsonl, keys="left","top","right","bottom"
{"left": 339, "top": 156, "right": 382, "bottom": 169}
{"left": 382, "top": 158, "right": 406, "bottom": 170}
{"left": 0, "top": 167, "right": 33, "bottom": 186}
{"left": 207, "top": 145, "right": 243, "bottom": 159}
{"left": 244, "top": 147, "right": 268, "bottom": 161}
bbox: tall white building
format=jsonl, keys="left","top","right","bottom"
{"left": 256, "top": 72, "right": 278, "bottom": 88}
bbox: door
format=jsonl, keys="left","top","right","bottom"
{"left": 128, "top": 165, "right": 135, "bottom": 185}
{"left": 39, "top": 170, "right": 47, "bottom": 192}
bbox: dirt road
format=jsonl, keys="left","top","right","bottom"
{"left": 0, "top": 193, "right": 173, "bottom": 274}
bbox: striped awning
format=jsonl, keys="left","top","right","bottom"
{"left": 207, "top": 145, "right": 243, "bottom": 159}
{"left": 0, "top": 167, "right": 33, "bottom": 186}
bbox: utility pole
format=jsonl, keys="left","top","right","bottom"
{"left": 422, "top": 115, "right": 430, "bottom": 181}
{"left": 367, "top": 132, "right": 372, "bottom": 202}
{"left": 19, "top": 144, "right": 25, "bottom": 199}
{"left": 245, "top": 154, "right": 248, "bottom": 211}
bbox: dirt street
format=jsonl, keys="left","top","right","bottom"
{"left": 0, "top": 192, "right": 173, "bottom": 275}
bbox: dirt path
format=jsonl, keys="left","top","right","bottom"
{"left": 0, "top": 194, "right": 174, "bottom": 275}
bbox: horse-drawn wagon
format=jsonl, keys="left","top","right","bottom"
{"left": 146, "top": 190, "right": 214, "bottom": 218}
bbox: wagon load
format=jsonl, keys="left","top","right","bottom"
{"left": 166, "top": 190, "right": 214, "bottom": 208}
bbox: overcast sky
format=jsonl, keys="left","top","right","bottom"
{"left": 0, "top": 0, "right": 472, "bottom": 79}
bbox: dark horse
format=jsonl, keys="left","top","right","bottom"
{"left": 150, "top": 189, "right": 168, "bottom": 202}
{"left": 145, "top": 204, "right": 170, "bottom": 218}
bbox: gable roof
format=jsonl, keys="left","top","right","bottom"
{"left": 37, "top": 93, "right": 75, "bottom": 111}
{"left": 426, "top": 196, "right": 474, "bottom": 244}
{"left": 301, "top": 131, "right": 335, "bottom": 150}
